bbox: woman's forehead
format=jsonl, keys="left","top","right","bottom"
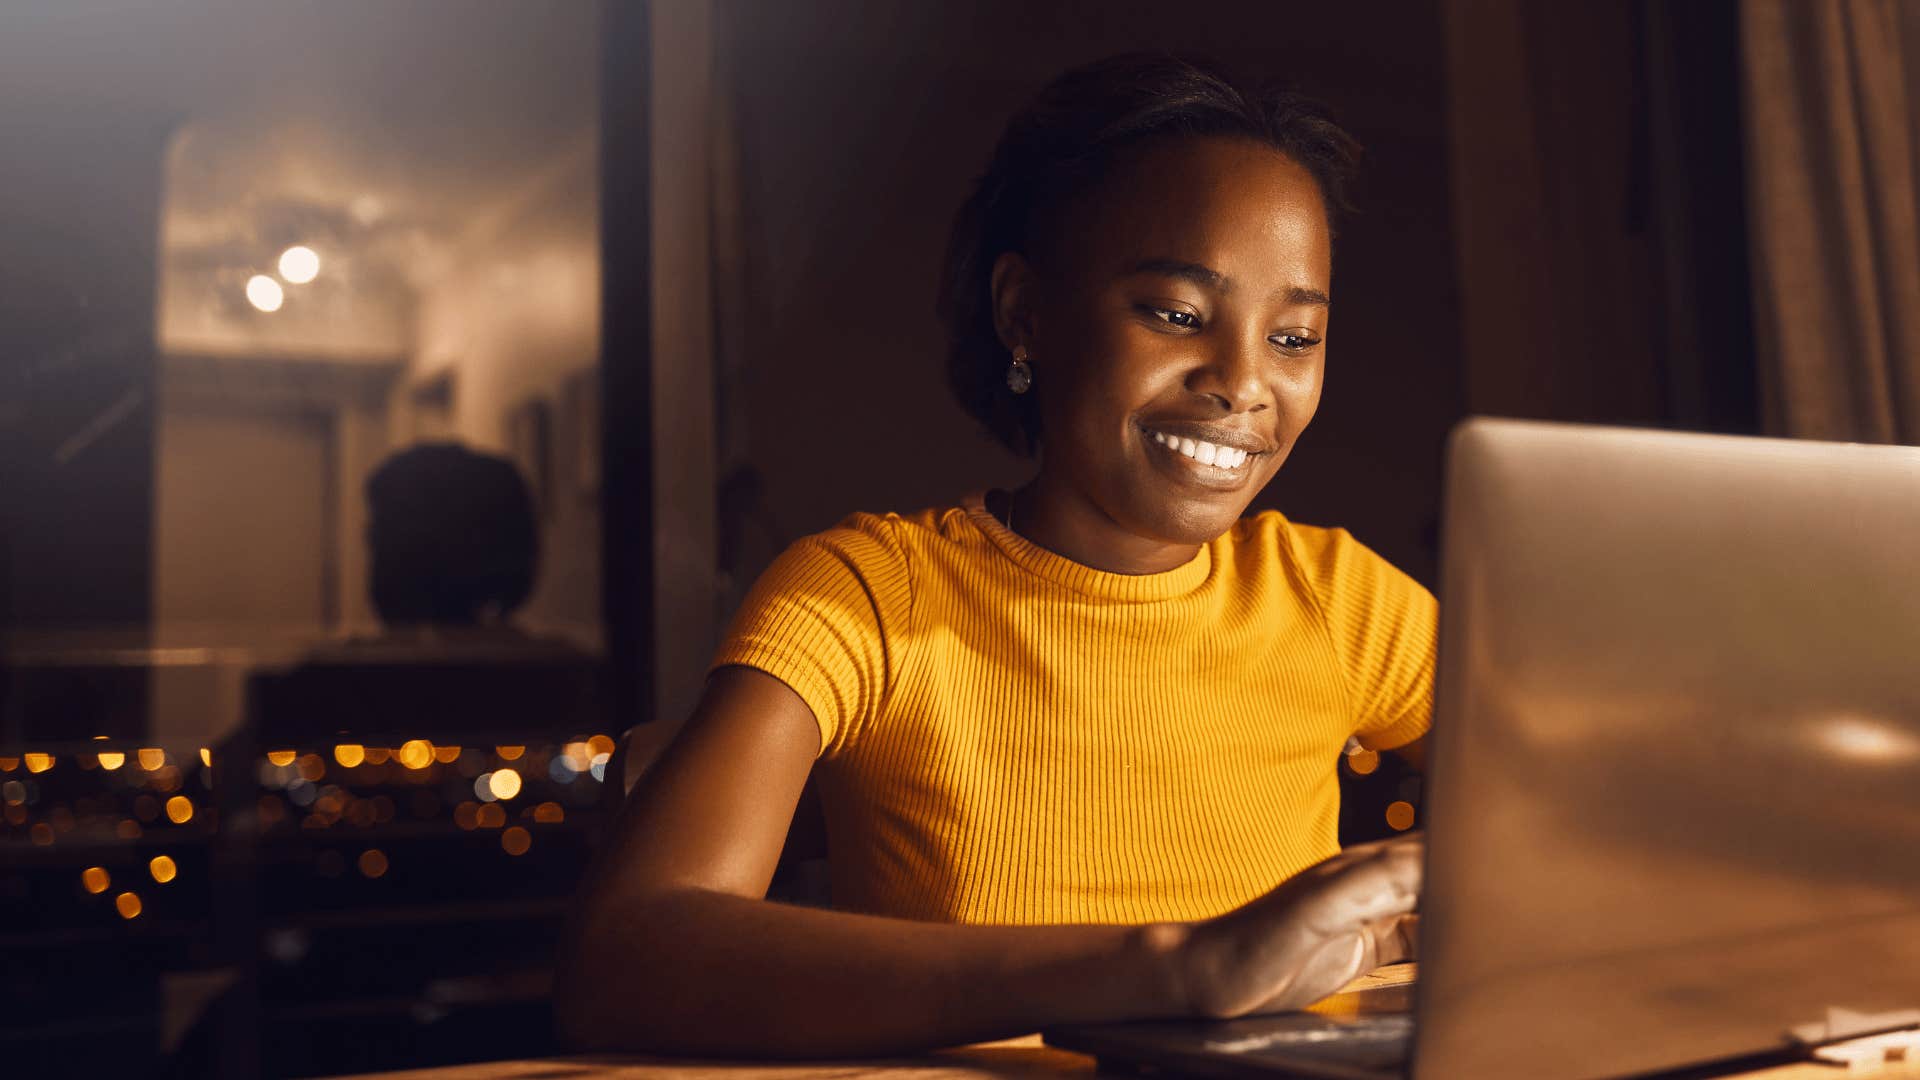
{"left": 1065, "top": 136, "right": 1332, "bottom": 288}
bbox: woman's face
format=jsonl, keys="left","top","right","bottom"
{"left": 1009, "top": 136, "right": 1332, "bottom": 547}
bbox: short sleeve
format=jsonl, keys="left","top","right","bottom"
{"left": 1284, "top": 526, "right": 1438, "bottom": 751}
{"left": 705, "top": 515, "right": 913, "bottom": 759}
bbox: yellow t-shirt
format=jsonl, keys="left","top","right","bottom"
{"left": 708, "top": 490, "right": 1436, "bottom": 926}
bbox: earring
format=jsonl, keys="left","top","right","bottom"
{"left": 1006, "top": 347, "right": 1033, "bottom": 394}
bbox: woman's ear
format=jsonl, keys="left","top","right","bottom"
{"left": 989, "top": 251, "right": 1038, "bottom": 353}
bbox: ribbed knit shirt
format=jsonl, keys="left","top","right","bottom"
{"left": 707, "top": 489, "right": 1437, "bottom": 926}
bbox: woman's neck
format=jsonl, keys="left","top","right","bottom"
{"left": 1002, "top": 475, "right": 1204, "bottom": 575}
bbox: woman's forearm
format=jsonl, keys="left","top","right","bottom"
{"left": 555, "top": 886, "right": 1193, "bottom": 1058}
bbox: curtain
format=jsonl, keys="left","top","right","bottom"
{"left": 1741, "top": 0, "right": 1920, "bottom": 444}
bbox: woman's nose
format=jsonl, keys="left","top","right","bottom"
{"left": 1184, "top": 333, "right": 1270, "bottom": 412}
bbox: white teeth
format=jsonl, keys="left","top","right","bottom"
{"left": 1147, "top": 428, "right": 1252, "bottom": 469}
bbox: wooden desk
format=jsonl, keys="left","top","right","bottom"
{"left": 331, "top": 967, "right": 1920, "bottom": 1080}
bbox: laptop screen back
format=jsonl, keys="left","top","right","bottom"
{"left": 1414, "top": 419, "right": 1920, "bottom": 1079}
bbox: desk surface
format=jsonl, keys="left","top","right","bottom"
{"left": 333, "top": 967, "right": 1920, "bottom": 1080}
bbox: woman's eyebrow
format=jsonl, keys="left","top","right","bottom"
{"left": 1123, "top": 257, "right": 1330, "bottom": 307}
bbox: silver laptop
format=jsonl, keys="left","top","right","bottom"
{"left": 1045, "top": 417, "right": 1920, "bottom": 1079}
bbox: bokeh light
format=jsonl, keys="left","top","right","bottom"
{"left": 137, "top": 748, "right": 165, "bottom": 770}
{"left": 587, "top": 734, "right": 617, "bottom": 758}
{"left": 245, "top": 274, "right": 284, "bottom": 312}
{"left": 501, "top": 826, "right": 531, "bottom": 856}
{"left": 81, "top": 867, "right": 111, "bottom": 894}
{"left": 24, "top": 753, "right": 53, "bottom": 773}
{"left": 278, "top": 244, "right": 320, "bottom": 284}
{"left": 1347, "top": 749, "right": 1380, "bottom": 776}
{"left": 476, "top": 803, "right": 507, "bottom": 829}
{"left": 1385, "top": 800, "right": 1416, "bottom": 831}
{"left": 30, "top": 823, "right": 54, "bottom": 845}
{"left": 358, "top": 849, "right": 388, "bottom": 879}
{"left": 334, "top": 744, "right": 366, "bottom": 767}
{"left": 495, "top": 745, "right": 525, "bottom": 761}
{"left": 149, "top": 855, "right": 177, "bottom": 884}
{"left": 488, "top": 768, "right": 522, "bottom": 800}
{"left": 266, "top": 750, "right": 297, "bottom": 767}
{"left": 96, "top": 751, "right": 126, "bottom": 771}
{"left": 116, "top": 892, "right": 143, "bottom": 919}
{"left": 433, "top": 744, "right": 462, "bottom": 764}
{"left": 165, "top": 796, "right": 194, "bottom": 824}
{"left": 199, "top": 748, "right": 212, "bottom": 768}
{"left": 532, "top": 802, "right": 564, "bottom": 824}
{"left": 396, "top": 740, "right": 434, "bottom": 770}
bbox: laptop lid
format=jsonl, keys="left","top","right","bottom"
{"left": 1413, "top": 419, "right": 1920, "bottom": 1079}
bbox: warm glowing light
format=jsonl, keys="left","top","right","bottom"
{"left": 334, "top": 744, "right": 366, "bottom": 768}
{"left": 200, "top": 747, "right": 213, "bottom": 767}
{"left": 364, "top": 747, "right": 392, "bottom": 765}
{"left": 454, "top": 801, "right": 480, "bottom": 830}
{"left": 245, "top": 274, "right": 284, "bottom": 312}
{"left": 587, "top": 734, "right": 617, "bottom": 758}
{"left": 1347, "top": 749, "right": 1380, "bottom": 776}
{"left": 96, "top": 751, "right": 126, "bottom": 771}
{"left": 297, "top": 754, "right": 325, "bottom": 782}
{"left": 24, "top": 753, "right": 53, "bottom": 773}
{"left": 278, "top": 245, "right": 320, "bottom": 284}
{"left": 165, "top": 796, "right": 194, "bottom": 824}
{"left": 488, "top": 768, "right": 522, "bottom": 800}
{"left": 562, "top": 741, "right": 592, "bottom": 770}
{"left": 0, "top": 756, "right": 17, "bottom": 772}
{"left": 590, "top": 752, "right": 611, "bottom": 782}
{"left": 495, "top": 745, "right": 525, "bottom": 761}
{"left": 358, "top": 849, "right": 388, "bottom": 879}
{"left": 396, "top": 740, "right": 434, "bottom": 770}
{"left": 1819, "top": 715, "right": 1920, "bottom": 763}
{"left": 116, "top": 892, "right": 143, "bottom": 919}
{"left": 473, "top": 773, "right": 497, "bottom": 802}
{"left": 30, "top": 822, "right": 54, "bottom": 845}
{"left": 532, "top": 801, "right": 564, "bottom": 824}
{"left": 116, "top": 819, "right": 142, "bottom": 840}
{"left": 1385, "top": 800, "right": 1416, "bottom": 831}
{"left": 81, "top": 867, "right": 111, "bottom": 894}
{"left": 501, "top": 826, "right": 531, "bottom": 856}
{"left": 266, "top": 750, "right": 296, "bottom": 767}
{"left": 433, "top": 744, "right": 462, "bottom": 764}
{"left": 149, "top": 855, "right": 177, "bottom": 884}
{"left": 476, "top": 803, "right": 507, "bottom": 829}
{"left": 137, "top": 748, "right": 165, "bottom": 770}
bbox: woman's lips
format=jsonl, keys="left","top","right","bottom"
{"left": 1138, "top": 423, "right": 1264, "bottom": 492}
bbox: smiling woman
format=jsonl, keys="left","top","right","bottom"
{"left": 559, "top": 54, "right": 1434, "bottom": 1059}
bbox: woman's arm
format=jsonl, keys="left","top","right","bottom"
{"left": 554, "top": 665, "right": 1417, "bottom": 1058}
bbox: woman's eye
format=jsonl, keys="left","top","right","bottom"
{"left": 1145, "top": 307, "right": 1200, "bottom": 330}
{"left": 1273, "top": 332, "right": 1321, "bottom": 352}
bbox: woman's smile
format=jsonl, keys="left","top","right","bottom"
{"left": 1136, "top": 421, "right": 1269, "bottom": 493}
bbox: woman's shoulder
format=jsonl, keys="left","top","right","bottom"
{"left": 1226, "top": 509, "right": 1425, "bottom": 598}
{"left": 761, "top": 496, "right": 984, "bottom": 586}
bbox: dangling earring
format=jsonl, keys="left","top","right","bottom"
{"left": 1006, "top": 347, "right": 1033, "bottom": 394}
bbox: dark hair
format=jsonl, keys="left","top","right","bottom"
{"left": 937, "top": 53, "right": 1361, "bottom": 458}
{"left": 365, "top": 442, "right": 538, "bottom": 625}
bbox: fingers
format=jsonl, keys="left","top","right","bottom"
{"left": 1295, "top": 839, "right": 1423, "bottom": 935}
{"left": 1370, "top": 913, "right": 1419, "bottom": 967}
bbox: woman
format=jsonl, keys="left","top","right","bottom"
{"left": 558, "top": 52, "right": 1434, "bottom": 1058}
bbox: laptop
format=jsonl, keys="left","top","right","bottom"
{"left": 1044, "top": 417, "right": 1920, "bottom": 1079}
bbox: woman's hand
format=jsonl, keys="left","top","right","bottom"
{"left": 1176, "top": 833, "right": 1423, "bottom": 1020}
